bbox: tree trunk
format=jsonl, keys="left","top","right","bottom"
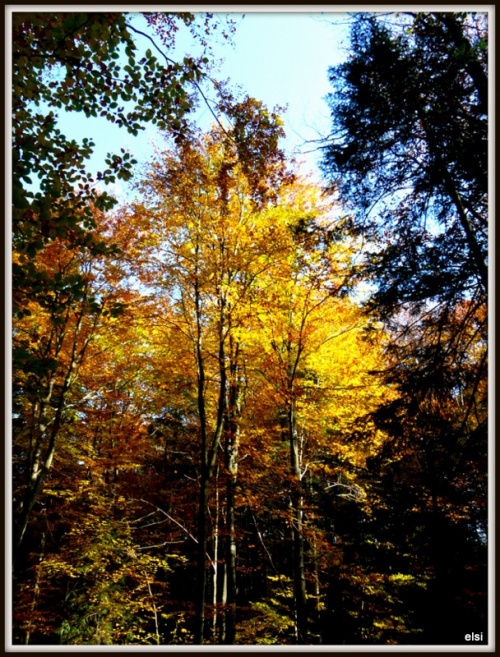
{"left": 14, "top": 293, "right": 94, "bottom": 554}
{"left": 311, "top": 526, "right": 322, "bottom": 643}
{"left": 289, "top": 400, "right": 308, "bottom": 643}
{"left": 225, "top": 471, "right": 237, "bottom": 644}
{"left": 193, "top": 278, "right": 227, "bottom": 644}
{"left": 212, "top": 464, "right": 220, "bottom": 640}
{"left": 224, "top": 345, "right": 243, "bottom": 644}
{"left": 195, "top": 470, "right": 210, "bottom": 644}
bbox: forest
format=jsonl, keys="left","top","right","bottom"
{"left": 11, "top": 11, "right": 488, "bottom": 646}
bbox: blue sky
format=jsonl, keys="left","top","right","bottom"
{"left": 49, "top": 11, "right": 351, "bottom": 198}
{"left": 200, "top": 12, "right": 350, "bottom": 163}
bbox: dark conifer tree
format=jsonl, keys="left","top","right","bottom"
{"left": 321, "top": 12, "right": 488, "bottom": 644}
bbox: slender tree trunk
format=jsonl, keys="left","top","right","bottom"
{"left": 288, "top": 400, "right": 308, "bottom": 643}
{"left": 193, "top": 277, "right": 227, "bottom": 644}
{"left": 193, "top": 403, "right": 210, "bottom": 644}
{"left": 212, "top": 464, "right": 220, "bottom": 640}
{"left": 193, "top": 268, "right": 209, "bottom": 645}
{"left": 15, "top": 350, "right": 77, "bottom": 552}
{"left": 222, "top": 561, "right": 228, "bottom": 640}
{"left": 14, "top": 291, "right": 96, "bottom": 554}
{"left": 311, "top": 527, "right": 322, "bottom": 643}
{"left": 195, "top": 468, "right": 212, "bottom": 644}
{"left": 224, "top": 370, "right": 242, "bottom": 644}
{"left": 225, "top": 472, "right": 237, "bottom": 643}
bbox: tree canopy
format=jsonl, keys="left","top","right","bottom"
{"left": 321, "top": 12, "right": 487, "bottom": 304}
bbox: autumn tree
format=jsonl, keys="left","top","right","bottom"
{"left": 11, "top": 9, "right": 233, "bottom": 555}
{"left": 11, "top": 9, "right": 235, "bottom": 414}
{"left": 242, "top": 192, "right": 392, "bottom": 642}
{"left": 12, "top": 210, "right": 127, "bottom": 554}
{"left": 12, "top": 199, "right": 203, "bottom": 644}
{"left": 128, "top": 100, "right": 292, "bottom": 641}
